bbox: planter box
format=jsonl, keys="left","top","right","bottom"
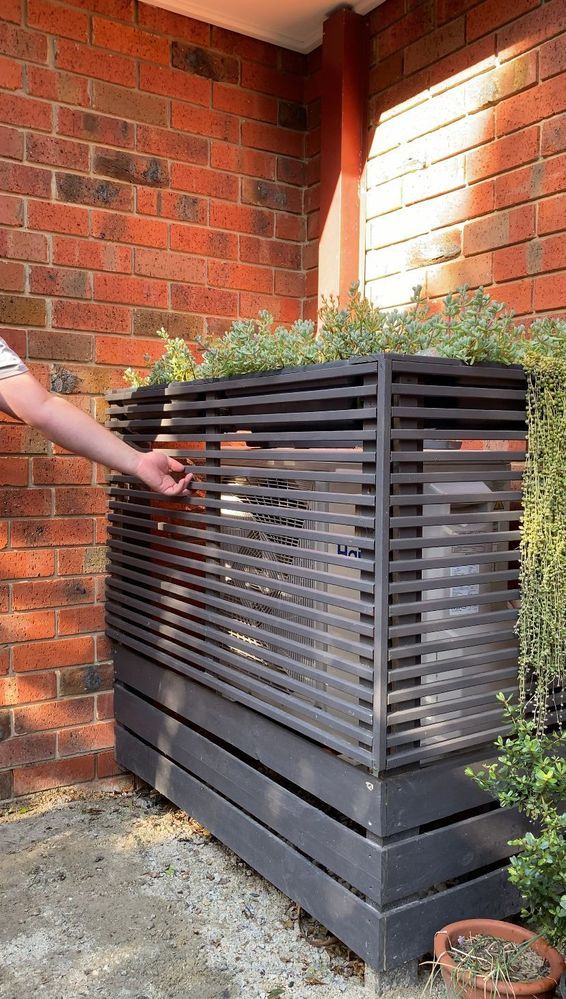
{"left": 106, "top": 353, "right": 528, "bottom": 970}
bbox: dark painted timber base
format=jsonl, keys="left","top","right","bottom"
{"left": 114, "top": 645, "right": 523, "bottom": 971}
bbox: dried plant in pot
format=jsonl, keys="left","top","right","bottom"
{"left": 433, "top": 918, "right": 564, "bottom": 999}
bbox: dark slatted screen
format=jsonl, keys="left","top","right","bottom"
{"left": 384, "top": 357, "right": 526, "bottom": 769}
{"left": 106, "top": 355, "right": 526, "bottom": 774}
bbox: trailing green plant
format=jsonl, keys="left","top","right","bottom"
{"left": 518, "top": 351, "right": 566, "bottom": 730}
{"left": 466, "top": 695, "right": 566, "bottom": 953}
{"left": 196, "top": 311, "right": 318, "bottom": 379}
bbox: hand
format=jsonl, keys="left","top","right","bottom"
{"left": 133, "top": 451, "right": 193, "bottom": 497}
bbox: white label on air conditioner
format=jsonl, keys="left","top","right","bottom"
{"left": 449, "top": 563, "right": 480, "bottom": 615}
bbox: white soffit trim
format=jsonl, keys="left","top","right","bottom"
{"left": 141, "top": 0, "right": 384, "bottom": 53}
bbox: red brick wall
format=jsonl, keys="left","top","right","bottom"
{"left": 365, "top": 0, "right": 565, "bottom": 316}
{"left": 0, "top": 0, "right": 314, "bottom": 799}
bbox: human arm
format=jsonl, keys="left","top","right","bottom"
{"left": 0, "top": 370, "right": 192, "bottom": 496}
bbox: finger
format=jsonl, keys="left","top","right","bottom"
{"left": 167, "top": 456, "right": 185, "bottom": 472}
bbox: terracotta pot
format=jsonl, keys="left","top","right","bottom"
{"left": 433, "top": 919, "right": 565, "bottom": 999}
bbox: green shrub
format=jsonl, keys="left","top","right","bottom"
{"left": 124, "top": 285, "right": 566, "bottom": 387}
{"left": 466, "top": 696, "right": 566, "bottom": 952}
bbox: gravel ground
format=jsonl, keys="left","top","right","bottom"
{"left": 0, "top": 787, "right": 445, "bottom": 999}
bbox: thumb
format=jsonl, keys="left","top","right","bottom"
{"left": 166, "top": 456, "right": 185, "bottom": 472}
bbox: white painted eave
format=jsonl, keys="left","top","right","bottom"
{"left": 143, "top": 0, "right": 381, "bottom": 53}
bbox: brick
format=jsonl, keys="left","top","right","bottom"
{"left": 0, "top": 732, "right": 56, "bottom": 768}
{"left": 28, "top": 199, "right": 89, "bottom": 235}
{"left": 0, "top": 260, "right": 24, "bottom": 291}
{"left": 136, "top": 188, "right": 207, "bottom": 224}
{"left": 534, "top": 272, "right": 566, "bottom": 311}
{"left": 13, "top": 755, "right": 95, "bottom": 795}
{"left": 55, "top": 487, "right": 107, "bottom": 516}
{"left": 0, "top": 54, "right": 22, "bottom": 89}
{"left": 241, "top": 121, "right": 303, "bottom": 157}
{"left": 0, "top": 550, "right": 54, "bottom": 577}
{"left": 96, "top": 688, "right": 113, "bottom": 717}
{"left": 239, "top": 293, "right": 299, "bottom": 323}
{"left": 0, "top": 23, "right": 48, "bottom": 63}
{"left": 239, "top": 235, "right": 301, "bottom": 269}
{"left": 58, "top": 719, "right": 114, "bottom": 756}
{"left": 11, "top": 517, "right": 94, "bottom": 549}
{"left": 94, "top": 334, "right": 165, "bottom": 367}
{"left": 57, "top": 107, "right": 135, "bottom": 149}
{"left": 3, "top": 610, "right": 55, "bottom": 644}
{"left": 0, "top": 486, "right": 51, "bottom": 518}
{"left": 92, "top": 16, "right": 169, "bottom": 64}
{"left": 0, "top": 674, "right": 56, "bottom": 706}
{"left": 539, "top": 234, "right": 565, "bottom": 273}
{"left": 171, "top": 284, "right": 237, "bottom": 317}
{"left": 170, "top": 225, "right": 238, "bottom": 260}
{"left": 65, "top": 0, "right": 133, "bottom": 19}
{"left": 1, "top": 0, "right": 21, "bottom": 23}
{"left": 0, "top": 92, "right": 50, "bottom": 132}
{"left": 403, "top": 156, "right": 465, "bottom": 206}
{"left": 137, "top": 1, "right": 207, "bottom": 39}
{"left": 466, "top": 126, "right": 539, "bottom": 183}
{"left": 91, "top": 210, "right": 167, "bottom": 247}
{"left": 171, "top": 102, "right": 239, "bottom": 144}
{"left": 52, "top": 299, "right": 131, "bottom": 334}
{"left": 211, "top": 142, "right": 275, "bottom": 181}
{"left": 497, "top": 157, "right": 566, "bottom": 209}
{"left": 376, "top": 4, "right": 435, "bottom": 59}
{"left": 0, "top": 425, "right": 48, "bottom": 454}
{"left": 277, "top": 156, "right": 306, "bottom": 187}
{"left": 275, "top": 213, "right": 306, "bottom": 242}
{"left": 274, "top": 269, "right": 305, "bottom": 298}
{"left": 405, "top": 17, "right": 465, "bottom": 74}
{"left": 428, "top": 253, "right": 493, "bottom": 297}
{"left": 13, "top": 576, "right": 93, "bottom": 611}
{"left": 58, "top": 607, "right": 107, "bottom": 639}
{"left": 30, "top": 266, "right": 91, "bottom": 300}
{"left": 51, "top": 363, "right": 123, "bottom": 395}
{"left": 26, "top": 134, "right": 89, "bottom": 171}
{"left": 94, "top": 273, "right": 168, "bottom": 309}
{"left": 56, "top": 172, "right": 133, "bottom": 211}
{"left": 540, "top": 35, "right": 566, "bottom": 80}
{"left": 136, "top": 123, "right": 208, "bottom": 165}
{"left": 498, "top": 0, "right": 566, "bottom": 61}
{"left": 171, "top": 163, "right": 238, "bottom": 201}
{"left": 278, "top": 101, "right": 307, "bottom": 131}
{"left": 134, "top": 247, "right": 206, "bottom": 284}
{"left": 27, "top": 0, "right": 88, "bottom": 40}
{"left": 27, "top": 65, "right": 90, "bottom": 106}
{"left": 0, "top": 294, "right": 45, "bottom": 327}
{"left": 0, "top": 161, "right": 51, "bottom": 198}
{"left": 60, "top": 665, "right": 112, "bottom": 704}
{"left": 496, "top": 78, "right": 566, "bottom": 135}
{"left": 132, "top": 308, "right": 203, "bottom": 338}
{"left": 240, "top": 62, "right": 302, "bottom": 102}
{"left": 541, "top": 113, "right": 566, "bottom": 157}
{"left": 171, "top": 41, "right": 238, "bottom": 84}
{"left": 92, "top": 81, "right": 168, "bottom": 126}
{"left": 464, "top": 205, "right": 535, "bottom": 255}
{"left": 54, "top": 38, "right": 136, "bottom": 87}
{"left": 52, "top": 236, "right": 131, "bottom": 274}
{"left": 207, "top": 260, "right": 273, "bottom": 294}
{"left": 538, "top": 192, "right": 566, "bottom": 235}
{"left": 466, "top": 54, "right": 537, "bottom": 115}
{"left": 0, "top": 771, "right": 11, "bottom": 799}
{"left": 13, "top": 635, "right": 94, "bottom": 672}
{"left": 468, "top": 0, "right": 539, "bottom": 41}
{"left": 28, "top": 330, "right": 93, "bottom": 362}
{"left": 241, "top": 177, "right": 302, "bottom": 214}
{"left": 0, "top": 456, "right": 28, "bottom": 485}
{"left": 0, "top": 193, "right": 23, "bottom": 226}
{"left": 213, "top": 82, "right": 276, "bottom": 122}
{"left": 493, "top": 242, "right": 533, "bottom": 282}
{"left": 93, "top": 148, "right": 169, "bottom": 190}
{"left": 32, "top": 456, "right": 91, "bottom": 485}
{"left": 96, "top": 749, "right": 124, "bottom": 778}
{"left": 428, "top": 35, "right": 497, "bottom": 94}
